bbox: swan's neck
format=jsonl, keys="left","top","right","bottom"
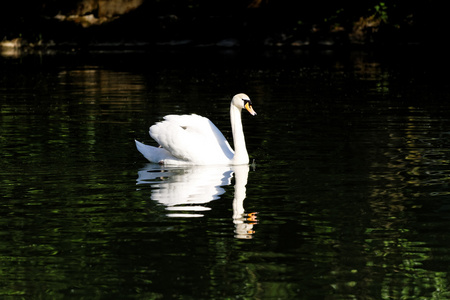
{"left": 230, "top": 104, "right": 249, "bottom": 165}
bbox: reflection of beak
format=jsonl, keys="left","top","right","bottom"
{"left": 245, "top": 102, "right": 257, "bottom": 116}
{"left": 246, "top": 212, "right": 258, "bottom": 223}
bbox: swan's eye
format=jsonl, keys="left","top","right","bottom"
{"left": 243, "top": 99, "right": 252, "bottom": 105}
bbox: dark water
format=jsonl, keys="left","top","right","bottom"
{"left": 2, "top": 48, "right": 450, "bottom": 299}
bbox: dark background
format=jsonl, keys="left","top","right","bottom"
{"left": 0, "top": 0, "right": 446, "bottom": 49}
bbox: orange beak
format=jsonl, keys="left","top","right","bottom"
{"left": 245, "top": 102, "right": 257, "bottom": 116}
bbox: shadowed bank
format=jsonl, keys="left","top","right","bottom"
{"left": 0, "top": 0, "right": 447, "bottom": 52}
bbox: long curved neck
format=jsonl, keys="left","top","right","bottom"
{"left": 230, "top": 104, "right": 249, "bottom": 165}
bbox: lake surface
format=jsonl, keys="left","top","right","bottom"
{"left": 2, "top": 47, "right": 450, "bottom": 299}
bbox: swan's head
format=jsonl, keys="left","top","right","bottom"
{"left": 232, "top": 93, "right": 257, "bottom": 116}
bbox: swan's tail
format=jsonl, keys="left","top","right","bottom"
{"left": 135, "top": 140, "right": 173, "bottom": 164}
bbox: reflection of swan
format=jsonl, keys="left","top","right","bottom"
{"left": 137, "top": 164, "right": 233, "bottom": 217}
{"left": 135, "top": 93, "right": 256, "bottom": 165}
{"left": 137, "top": 164, "right": 257, "bottom": 238}
{"left": 232, "top": 165, "right": 257, "bottom": 239}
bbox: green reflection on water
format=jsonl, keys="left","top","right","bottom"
{"left": 2, "top": 51, "right": 450, "bottom": 299}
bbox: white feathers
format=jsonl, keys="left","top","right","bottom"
{"left": 150, "top": 114, "right": 234, "bottom": 164}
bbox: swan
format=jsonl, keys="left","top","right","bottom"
{"left": 135, "top": 93, "right": 257, "bottom": 165}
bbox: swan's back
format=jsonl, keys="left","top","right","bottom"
{"left": 149, "top": 114, "right": 234, "bottom": 165}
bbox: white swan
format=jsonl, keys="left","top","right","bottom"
{"left": 135, "top": 93, "right": 257, "bottom": 165}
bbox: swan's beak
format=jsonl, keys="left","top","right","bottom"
{"left": 245, "top": 102, "right": 257, "bottom": 116}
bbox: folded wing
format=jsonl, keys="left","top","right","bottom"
{"left": 149, "top": 114, "right": 234, "bottom": 165}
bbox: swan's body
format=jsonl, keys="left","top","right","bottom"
{"left": 135, "top": 93, "right": 256, "bottom": 165}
